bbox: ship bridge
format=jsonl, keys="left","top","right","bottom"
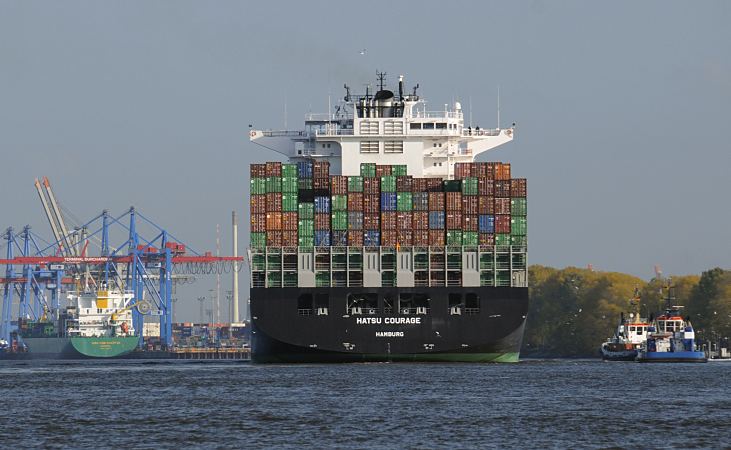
{"left": 249, "top": 74, "right": 514, "bottom": 179}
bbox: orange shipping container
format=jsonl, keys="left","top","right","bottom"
{"left": 413, "top": 212, "right": 429, "bottom": 230}
{"left": 495, "top": 162, "right": 511, "bottom": 180}
{"left": 348, "top": 232, "right": 364, "bottom": 247}
{"left": 495, "top": 198, "right": 511, "bottom": 215}
{"left": 282, "top": 212, "right": 298, "bottom": 231}
{"left": 478, "top": 196, "right": 495, "bottom": 215}
{"left": 266, "top": 212, "right": 283, "bottom": 230}
{"left": 413, "top": 229, "right": 430, "bottom": 246}
{"left": 347, "top": 193, "right": 364, "bottom": 211}
{"left": 251, "top": 214, "right": 267, "bottom": 232}
{"left": 250, "top": 195, "right": 267, "bottom": 214}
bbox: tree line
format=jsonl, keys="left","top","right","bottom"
{"left": 522, "top": 265, "right": 731, "bottom": 357}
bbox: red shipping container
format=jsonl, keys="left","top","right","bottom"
{"left": 364, "top": 177, "right": 380, "bottom": 194}
{"left": 454, "top": 162, "right": 473, "bottom": 179}
{"left": 495, "top": 198, "right": 511, "bottom": 215}
{"left": 314, "top": 177, "right": 330, "bottom": 190}
{"left": 426, "top": 178, "right": 443, "bottom": 192}
{"left": 412, "top": 178, "right": 428, "bottom": 193}
{"left": 348, "top": 232, "right": 364, "bottom": 247}
{"left": 282, "top": 212, "right": 298, "bottom": 231}
{"left": 375, "top": 165, "right": 392, "bottom": 177}
{"left": 396, "top": 176, "right": 413, "bottom": 192}
{"left": 463, "top": 214, "right": 478, "bottom": 232}
{"left": 397, "top": 212, "right": 413, "bottom": 230}
{"left": 381, "top": 212, "right": 397, "bottom": 230}
{"left": 446, "top": 212, "right": 462, "bottom": 230}
{"left": 446, "top": 192, "right": 462, "bottom": 211}
{"left": 363, "top": 195, "right": 380, "bottom": 214}
{"left": 251, "top": 195, "right": 267, "bottom": 214}
{"left": 413, "top": 229, "right": 430, "bottom": 246}
{"left": 478, "top": 196, "right": 495, "bottom": 215}
{"left": 428, "top": 192, "right": 445, "bottom": 210}
{"left": 381, "top": 229, "right": 398, "bottom": 246}
{"left": 495, "top": 214, "right": 511, "bottom": 233}
{"left": 494, "top": 180, "right": 511, "bottom": 198}
{"left": 265, "top": 162, "right": 282, "bottom": 177}
{"left": 429, "top": 230, "right": 446, "bottom": 246}
{"left": 266, "top": 192, "right": 283, "bottom": 212}
{"left": 250, "top": 164, "right": 266, "bottom": 178}
{"left": 331, "top": 176, "right": 348, "bottom": 195}
{"left": 495, "top": 162, "right": 511, "bottom": 180}
{"left": 347, "top": 193, "right": 364, "bottom": 211}
{"left": 413, "top": 212, "right": 429, "bottom": 230}
{"left": 473, "top": 162, "right": 489, "bottom": 178}
{"left": 266, "top": 231, "right": 282, "bottom": 247}
{"left": 315, "top": 213, "right": 330, "bottom": 230}
{"left": 266, "top": 212, "right": 282, "bottom": 230}
{"left": 364, "top": 213, "right": 380, "bottom": 230}
{"left": 511, "top": 178, "right": 527, "bottom": 197}
{"left": 397, "top": 230, "right": 413, "bottom": 246}
{"left": 314, "top": 160, "right": 330, "bottom": 178}
{"left": 479, "top": 233, "right": 495, "bottom": 246}
{"left": 282, "top": 230, "right": 298, "bottom": 246}
{"left": 462, "top": 196, "right": 479, "bottom": 215}
{"left": 251, "top": 214, "right": 267, "bottom": 232}
{"left": 478, "top": 178, "right": 494, "bottom": 196}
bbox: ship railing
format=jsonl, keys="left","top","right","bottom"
{"left": 462, "top": 128, "right": 501, "bottom": 137}
{"left": 261, "top": 130, "right": 310, "bottom": 138}
{"left": 409, "top": 111, "right": 462, "bottom": 119}
{"left": 465, "top": 308, "right": 480, "bottom": 315}
{"left": 315, "top": 128, "right": 355, "bottom": 137}
{"left": 297, "top": 309, "right": 312, "bottom": 316}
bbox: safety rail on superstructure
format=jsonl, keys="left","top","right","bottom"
{"left": 249, "top": 245, "right": 527, "bottom": 289}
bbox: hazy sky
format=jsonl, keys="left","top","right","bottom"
{"left": 1, "top": 1, "right": 729, "bottom": 320}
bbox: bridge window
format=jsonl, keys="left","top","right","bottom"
{"left": 436, "top": 123, "right": 447, "bottom": 129}
{"left": 410, "top": 123, "right": 421, "bottom": 130}
{"left": 423, "top": 123, "right": 435, "bottom": 130}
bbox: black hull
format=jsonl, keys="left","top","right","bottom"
{"left": 251, "top": 286, "right": 529, "bottom": 363}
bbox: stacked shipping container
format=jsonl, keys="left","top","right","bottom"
{"left": 250, "top": 161, "right": 526, "bottom": 248}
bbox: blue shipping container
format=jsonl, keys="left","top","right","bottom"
{"left": 314, "top": 230, "right": 331, "bottom": 246}
{"left": 297, "top": 161, "right": 313, "bottom": 178}
{"left": 314, "top": 196, "right": 331, "bottom": 213}
{"left": 381, "top": 192, "right": 397, "bottom": 211}
{"left": 332, "top": 230, "right": 348, "bottom": 246}
{"left": 364, "top": 230, "right": 381, "bottom": 246}
{"left": 479, "top": 215, "right": 495, "bottom": 233}
{"left": 429, "top": 211, "right": 445, "bottom": 230}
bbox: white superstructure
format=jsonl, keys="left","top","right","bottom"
{"left": 65, "top": 288, "right": 136, "bottom": 337}
{"left": 249, "top": 73, "right": 514, "bottom": 179}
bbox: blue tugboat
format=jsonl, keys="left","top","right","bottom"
{"left": 637, "top": 287, "right": 707, "bottom": 363}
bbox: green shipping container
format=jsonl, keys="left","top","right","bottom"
{"left": 461, "top": 178, "right": 478, "bottom": 196}
{"left": 495, "top": 233, "right": 511, "bottom": 246}
{"left": 298, "top": 178, "right": 313, "bottom": 190}
{"left": 267, "top": 272, "right": 282, "bottom": 287}
{"left": 251, "top": 254, "right": 265, "bottom": 270}
{"left": 298, "top": 236, "right": 314, "bottom": 248}
{"left": 511, "top": 235, "right": 527, "bottom": 246}
{"left": 298, "top": 219, "right": 314, "bottom": 236}
{"left": 331, "top": 211, "right": 348, "bottom": 230}
{"left": 250, "top": 232, "right": 267, "bottom": 248}
{"left": 331, "top": 195, "right": 348, "bottom": 211}
{"left": 282, "top": 164, "right": 298, "bottom": 178}
{"left": 266, "top": 176, "right": 282, "bottom": 193}
{"left": 250, "top": 178, "right": 266, "bottom": 195}
{"left": 443, "top": 180, "right": 461, "bottom": 192}
{"left": 298, "top": 203, "right": 314, "bottom": 219}
{"left": 316, "top": 272, "right": 330, "bottom": 287}
{"left": 348, "top": 176, "right": 364, "bottom": 192}
{"left": 446, "top": 230, "right": 463, "bottom": 246}
{"left": 282, "top": 194, "right": 298, "bottom": 212}
{"left": 463, "top": 231, "right": 479, "bottom": 246}
{"left": 511, "top": 216, "right": 527, "bottom": 236}
{"left": 360, "top": 163, "right": 376, "bottom": 177}
{"left": 392, "top": 165, "right": 408, "bottom": 176}
{"left": 511, "top": 198, "right": 527, "bottom": 215}
{"left": 381, "top": 175, "right": 397, "bottom": 192}
{"left": 282, "top": 177, "right": 298, "bottom": 193}
{"left": 397, "top": 192, "right": 413, "bottom": 211}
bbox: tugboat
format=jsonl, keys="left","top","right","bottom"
{"left": 636, "top": 287, "right": 707, "bottom": 363}
{"left": 601, "top": 290, "right": 648, "bottom": 361}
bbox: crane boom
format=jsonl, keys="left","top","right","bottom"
{"left": 42, "top": 177, "right": 77, "bottom": 256}
{"left": 34, "top": 178, "right": 63, "bottom": 249}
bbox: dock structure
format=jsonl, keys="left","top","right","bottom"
{"left": 170, "top": 347, "right": 250, "bottom": 360}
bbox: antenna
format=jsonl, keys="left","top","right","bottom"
{"left": 376, "top": 71, "right": 386, "bottom": 90}
{"left": 469, "top": 96, "right": 473, "bottom": 128}
{"left": 497, "top": 85, "right": 501, "bottom": 129}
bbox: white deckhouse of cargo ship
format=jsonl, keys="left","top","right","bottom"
{"left": 250, "top": 73, "right": 515, "bottom": 179}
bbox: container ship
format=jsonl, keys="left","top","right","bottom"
{"left": 14, "top": 288, "right": 140, "bottom": 359}
{"left": 247, "top": 73, "right": 528, "bottom": 362}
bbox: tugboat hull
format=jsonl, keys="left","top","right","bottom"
{"left": 636, "top": 350, "right": 707, "bottom": 363}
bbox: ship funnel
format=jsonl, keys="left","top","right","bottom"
{"left": 399, "top": 75, "right": 404, "bottom": 101}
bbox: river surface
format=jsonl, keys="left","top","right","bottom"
{"left": 1, "top": 359, "right": 730, "bottom": 449}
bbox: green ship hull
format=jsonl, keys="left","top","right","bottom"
{"left": 21, "top": 336, "right": 139, "bottom": 359}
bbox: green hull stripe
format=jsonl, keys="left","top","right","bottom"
{"left": 70, "top": 337, "right": 139, "bottom": 358}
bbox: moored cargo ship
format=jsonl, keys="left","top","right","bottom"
{"left": 248, "top": 73, "right": 528, "bottom": 362}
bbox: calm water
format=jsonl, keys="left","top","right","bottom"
{"left": 1, "top": 359, "right": 730, "bottom": 449}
